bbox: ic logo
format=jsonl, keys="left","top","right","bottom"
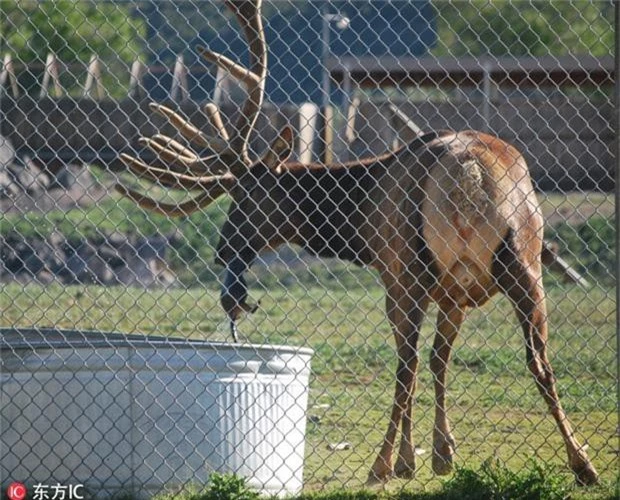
{"left": 6, "top": 482, "right": 27, "bottom": 500}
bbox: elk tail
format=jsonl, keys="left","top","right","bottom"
{"left": 449, "top": 157, "right": 488, "bottom": 240}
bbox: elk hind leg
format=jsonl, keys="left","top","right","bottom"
{"left": 368, "top": 287, "right": 429, "bottom": 483}
{"left": 393, "top": 376, "right": 417, "bottom": 478}
{"left": 430, "top": 300, "right": 465, "bottom": 475}
{"left": 496, "top": 248, "right": 599, "bottom": 486}
{"left": 368, "top": 344, "right": 421, "bottom": 483}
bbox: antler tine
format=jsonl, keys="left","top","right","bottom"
{"left": 144, "top": 135, "right": 228, "bottom": 174}
{"left": 229, "top": 0, "right": 267, "bottom": 169}
{"left": 138, "top": 137, "right": 199, "bottom": 171}
{"left": 115, "top": 184, "right": 227, "bottom": 217}
{"left": 121, "top": 153, "right": 197, "bottom": 189}
{"left": 118, "top": 0, "right": 265, "bottom": 206}
{"left": 149, "top": 103, "right": 228, "bottom": 152}
{"left": 198, "top": 47, "right": 262, "bottom": 89}
{"left": 151, "top": 134, "right": 197, "bottom": 157}
{"left": 120, "top": 153, "right": 236, "bottom": 190}
{"left": 197, "top": 0, "right": 266, "bottom": 174}
{"left": 204, "top": 103, "right": 230, "bottom": 142}
{"left": 137, "top": 133, "right": 232, "bottom": 175}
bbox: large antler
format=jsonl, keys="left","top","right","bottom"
{"left": 116, "top": 0, "right": 266, "bottom": 216}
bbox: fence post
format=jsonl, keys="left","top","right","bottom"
{"left": 298, "top": 102, "right": 319, "bottom": 164}
{"left": 40, "top": 52, "right": 63, "bottom": 99}
{"left": 344, "top": 96, "right": 360, "bottom": 159}
{"left": 389, "top": 103, "right": 423, "bottom": 147}
{"left": 1, "top": 53, "right": 19, "bottom": 98}
{"left": 323, "top": 104, "right": 334, "bottom": 164}
{"left": 83, "top": 54, "right": 104, "bottom": 100}
{"left": 482, "top": 61, "right": 492, "bottom": 131}
{"left": 171, "top": 54, "right": 189, "bottom": 103}
{"left": 128, "top": 60, "right": 146, "bottom": 100}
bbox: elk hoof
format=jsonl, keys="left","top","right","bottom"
{"left": 245, "top": 300, "right": 260, "bottom": 314}
{"left": 432, "top": 452, "right": 454, "bottom": 476}
{"left": 366, "top": 460, "right": 393, "bottom": 485}
{"left": 366, "top": 471, "right": 392, "bottom": 486}
{"left": 394, "top": 459, "right": 416, "bottom": 479}
{"left": 573, "top": 462, "right": 599, "bottom": 486}
{"left": 432, "top": 435, "right": 456, "bottom": 475}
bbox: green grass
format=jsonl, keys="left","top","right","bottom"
{"left": 2, "top": 189, "right": 615, "bottom": 287}
{"left": 153, "top": 464, "right": 617, "bottom": 500}
{"left": 538, "top": 192, "right": 615, "bottom": 227}
{"left": 545, "top": 217, "right": 615, "bottom": 286}
{"left": 1, "top": 190, "right": 615, "bottom": 496}
{"left": 1, "top": 277, "right": 616, "bottom": 498}
{"left": 155, "top": 473, "right": 260, "bottom": 500}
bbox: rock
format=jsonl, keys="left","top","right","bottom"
{"left": 327, "top": 442, "right": 352, "bottom": 451}
{"left": 1, "top": 229, "right": 178, "bottom": 288}
{"left": 0, "top": 135, "right": 15, "bottom": 168}
{"left": 0, "top": 233, "right": 45, "bottom": 277}
{"left": 98, "top": 242, "right": 126, "bottom": 269}
{"left": 36, "top": 269, "right": 55, "bottom": 285}
{"left": 63, "top": 241, "right": 96, "bottom": 284}
{"left": 8, "top": 157, "right": 50, "bottom": 194}
{"left": 0, "top": 136, "right": 19, "bottom": 199}
{"left": 0, "top": 170, "right": 20, "bottom": 199}
{"left": 312, "top": 403, "right": 331, "bottom": 410}
{"left": 51, "top": 163, "right": 95, "bottom": 191}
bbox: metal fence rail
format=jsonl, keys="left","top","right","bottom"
{"left": 1, "top": 1, "right": 616, "bottom": 498}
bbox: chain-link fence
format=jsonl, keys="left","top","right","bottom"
{"left": 1, "top": 0, "right": 616, "bottom": 498}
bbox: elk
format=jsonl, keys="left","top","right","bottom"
{"left": 116, "top": 0, "right": 598, "bottom": 486}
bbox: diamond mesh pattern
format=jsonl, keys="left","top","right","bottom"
{"left": 0, "top": 0, "right": 615, "bottom": 497}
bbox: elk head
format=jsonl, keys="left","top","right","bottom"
{"left": 116, "top": 0, "right": 294, "bottom": 341}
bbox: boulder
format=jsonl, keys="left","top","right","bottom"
{"left": 8, "top": 156, "right": 50, "bottom": 194}
{"left": 0, "top": 135, "right": 15, "bottom": 168}
{"left": 0, "top": 229, "right": 179, "bottom": 288}
{"left": 0, "top": 135, "right": 19, "bottom": 199}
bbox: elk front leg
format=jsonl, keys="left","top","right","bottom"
{"left": 430, "top": 300, "right": 465, "bottom": 475}
{"left": 496, "top": 250, "right": 599, "bottom": 486}
{"left": 368, "top": 282, "right": 429, "bottom": 483}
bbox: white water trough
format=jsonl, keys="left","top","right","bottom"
{"left": 0, "top": 328, "right": 313, "bottom": 498}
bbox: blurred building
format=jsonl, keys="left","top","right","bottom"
{"left": 138, "top": 0, "right": 436, "bottom": 104}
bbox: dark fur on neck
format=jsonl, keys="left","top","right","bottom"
{"left": 274, "top": 131, "right": 450, "bottom": 265}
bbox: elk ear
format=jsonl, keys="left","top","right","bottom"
{"left": 263, "top": 126, "right": 294, "bottom": 173}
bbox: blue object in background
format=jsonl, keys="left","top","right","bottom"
{"left": 139, "top": 0, "right": 436, "bottom": 104}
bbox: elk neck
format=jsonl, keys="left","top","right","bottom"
{"left": 276, "top": 153, "right": 393, "bottom": 266}
{"left": 276, "top": 130, "right": 450, "bottom": 268}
